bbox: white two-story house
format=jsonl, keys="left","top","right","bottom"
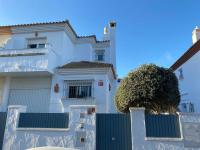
{"left": 0, "top": 20, "right": 117, "bottom": 113}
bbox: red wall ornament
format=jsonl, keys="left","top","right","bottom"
{"left": 54, "top": 83, "right": 59, "bottom": 93}
{"left": 98, "top": 80, "right": 104, "bottom": 86}
{"left": 87, "top": 107, "right": 96, "bottom": 114}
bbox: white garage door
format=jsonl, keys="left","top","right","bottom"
{"left": 8, "top": 77, "right": 51, "bottom": 112}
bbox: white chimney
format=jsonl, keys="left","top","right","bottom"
{"left": 104, "top": 26, "right": 108, "bottom": 34}
{"left": 192, "top": 26, "right": 200, "bottom": 44}
{"left": 103, "top": 26, "right": 109, "bottom": 40}
{"left": 109, "top": 21, "right": 116, "bottom": 70}
{"left": 102, "top": 21, "right": 117, "bottom": 70}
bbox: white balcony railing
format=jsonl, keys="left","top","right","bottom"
{"left": 0, "top": 48, "right": 48, "bottom": 56}
{"left": 0, "top": 47, "right": 57, "bottom": 73}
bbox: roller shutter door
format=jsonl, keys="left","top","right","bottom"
{"left": 8, "top": 77, "right": 51, "bottom": 112}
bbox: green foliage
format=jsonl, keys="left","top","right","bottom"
{"left": 115, "top": 64, "right": 180, "bottom": 113}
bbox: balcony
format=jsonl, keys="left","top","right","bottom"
{"left": 0, "top": 46, "right": 57, "bottom": 74}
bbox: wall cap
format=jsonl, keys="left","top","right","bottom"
{"left": 129, "top": 107, "right": 145, "bottom": 111}
{"left": 8, "top": 105, "right": 27, "bottom": 110}
{"left": 178, "top": 112, "right": 200, "bottom": 116}
{"left": 145, "top": 137, "right": 183, "bottom": 142}
{"left": 16, "top": 127, "right": 70, "bottom": 132}
{"left": 26, "top": 146, "right": 79, "bottom": 150}
{"left": 69, "top": 105, "right": 96, "bottom": 108}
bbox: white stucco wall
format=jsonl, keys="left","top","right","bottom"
{"left": 130, "top": 108, "right": 200, "bottom": 150}
{"left": 0, "top": 77, "right": 5, "bottom": 105}
{"left": 0, "top": 77, "right": 10, "bottom": 112}
{"left": 2, "top": 105, "right": 96, "bottom": 150}
{"left": 0, "top": 22, "right": 117, "bottom": 114}
{"left": 174, "top": 51, "right": 200, "bottom": 113}
{"left": 0, "top": 34, "right": 11, "bottom": 48}
{"left": 73, "top": 44, "right": 93, "bottom": 62}
{"left": 49, "top": 69, "right": 116, "bottom": 113}
{"left": 61, "top": 33, "right": 74, "bottom": 65}
{"left": 0, "top": 26, "right": 114, "bottom": 69}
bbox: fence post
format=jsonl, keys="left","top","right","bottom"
{"left": 129, "top": 107, "right": 145, "bottom": 150}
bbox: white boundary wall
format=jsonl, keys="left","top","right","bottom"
{"left": 130, "top": 108, "right": 200, "bottom": 150}
{"left": 2, "top": 105, "right": 96, "bottom": 150}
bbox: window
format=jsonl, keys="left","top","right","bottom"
{"left": 28, "top": 43, "right": 46, "bottom": 49}
{"left": 181, "top": 102, "right": 194, "bottom": 112}
{"left": 95, "top": 50, "right": 105, "bottom": 61}
{"left": 27, "top": 38, "right": 46, "bottom": 49}
{"left": 64, "top": 80, "right": 93, "bottom": 99}
{"left": 38, "top": 43, "right": 45, "bottom": 48}
{"left": 97, "top": 54, "right": 104, "bottom": 61}
{"left": 28, "top": 44, "right": 37, "bottom": 49}
{"left": 178, "top": 68, "right": 184, "bottom": 80}
{"left": 69, "top": 85, "right": 91, "bottom": 98}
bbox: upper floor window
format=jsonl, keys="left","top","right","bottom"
{"left": 95, "top": 50, "right": 105, "bottom": 61}
{"left": 64, "top": 80, "right": 93, "bottom": 99}
{"left": 27, "top": 38, "right": 47, "bottom": 49}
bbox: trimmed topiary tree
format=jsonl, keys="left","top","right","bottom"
{"left": 115, "top": 64, "right": 180, "bottom": 113}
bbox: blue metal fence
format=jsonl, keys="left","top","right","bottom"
{"left": 18, "top": 113, "right": 69, "bottom": 128}
{"left": 0, "top": 112, "right": 7, "bottom": 150}
{"left": 96, "top": 114, "right": 132, "bottom": 150}
{"left": 145, "top": 114, "right": 181, "bottom": 138}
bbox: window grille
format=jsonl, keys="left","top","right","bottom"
{"left": 63, "top": 80, "right": 93, "bottom": 99}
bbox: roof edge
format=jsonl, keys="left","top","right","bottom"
{"left": 57, "top": 61, "right": 116, "bottom": 79}
{"left": 170, "top": 39, "right": 200, "bottom": 71}
{"left": 0, "top": 20, "right": 109, "bottom": 44}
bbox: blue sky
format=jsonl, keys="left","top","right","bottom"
{"left": 0, "top": 0, "right": 200, "bottom": 78}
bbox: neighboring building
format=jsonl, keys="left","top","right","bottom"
{"left": 0, "top": 20, "right": 117, "bottom": 113}
{"left": 171, "top": 26, "right": 200, "bottom": 113}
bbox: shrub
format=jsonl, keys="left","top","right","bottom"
{"left": 115, "top": 64, "right": 180, "bottom": 113}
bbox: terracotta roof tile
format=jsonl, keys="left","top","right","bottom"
{"left": 0, "top": 20, "right": 109, "bottom": 43}
{"left": 58, "top": 61, "right": 116, "bottom": 79}
{"left": 0, "top": 20, "right": 69, "bottom": 28}
{"left": 59, "top": 61, "right": 113, "bottom": 68}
